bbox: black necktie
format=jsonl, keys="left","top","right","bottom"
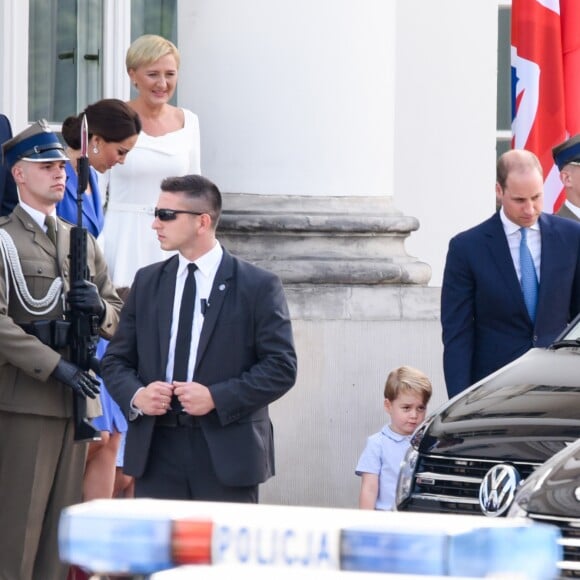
{"left": 173, "top": 263, "right": 197, "bottom": 383}
{"left": 45, "top": 215, "right": 57, "bottom": 245}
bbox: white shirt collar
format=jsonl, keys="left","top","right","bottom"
{"left": 381, "top": 423, "right": 410, "bottom": 442}
{"left": 19, "top": 202, "right": 57, "bottom": 232}
{"left": 499, "top": 207, "right": 541, "bottom": 236}
{"left": 177, "top": 241, "right": 223, "bottom": 278}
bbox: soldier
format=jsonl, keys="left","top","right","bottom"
{"left": 0, "top": 120, "right": 123, "bottom": 579}
{"left": 552, "top": 134, "right": 580, "bottom": 221}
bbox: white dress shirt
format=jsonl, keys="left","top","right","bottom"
{"left": 499, "top": 207, "right": 541, "bottom": 283}
{"left": 165, "top": 241, "right": 223, "bottom": 383}
{"left": 20, "top": 201, "right": 58, "bottom": 235}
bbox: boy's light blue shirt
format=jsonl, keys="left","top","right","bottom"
{"left": 355, "top": 424, "right": 412, "bottom": 510}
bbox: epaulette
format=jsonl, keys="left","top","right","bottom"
{"left": 57, "top": 216, "right": 76, "bottom": 227}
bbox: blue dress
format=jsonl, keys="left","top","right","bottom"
{"left": 57, "top": 162, "right": 128, "bottom": 434}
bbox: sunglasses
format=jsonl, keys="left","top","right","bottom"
{"left": 154, "top": 208, "right": 207, "bottom": 221}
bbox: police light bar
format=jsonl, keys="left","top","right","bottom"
{"left": 58, "top": 499, "right": 561, "bottom": 578}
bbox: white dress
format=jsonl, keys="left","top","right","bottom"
{"left": 101, "top": 108, "right": 201, "bottom": 287}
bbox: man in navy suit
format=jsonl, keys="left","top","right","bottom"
{"left": 441, "top": 149, "right": 580, "bottom": 399}
{"left": 102, "top": 174, "right": 297, "bottom": 502}
{"left": 0, "top": 114, "right": 19, "bottom": 215}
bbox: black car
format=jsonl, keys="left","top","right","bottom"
{"left": 507, "top": 437, "right": 580, "bottom": 578}
{"left": 394, "top": 317, "right": 580, "bottom": 576}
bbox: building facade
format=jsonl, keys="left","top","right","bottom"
{"left": 0, "top": 0, "right": 501, "bottom": 507}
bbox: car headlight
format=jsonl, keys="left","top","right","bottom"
{"left": 394, "top": 422, "right": 428, "bottom": 509}
{"left": 394, "top": 445, "right": 419, "bottom": 509}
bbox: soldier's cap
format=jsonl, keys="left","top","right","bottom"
{"left": 552, "top": 134, "right": 580, "bottom": 170}
{"left": 1, "top": 119, "right": 68, "bottom": 168}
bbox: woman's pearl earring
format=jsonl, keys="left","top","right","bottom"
{"left": 93, "top": 146, "right": 99, "bottom": 154}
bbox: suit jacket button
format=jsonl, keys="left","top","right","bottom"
{"left": 34, "top": 368, "right": 42, "bottom": 374}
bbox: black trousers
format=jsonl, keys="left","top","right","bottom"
{"left": 135, "top": 422, "right": 258, "bottom": 503}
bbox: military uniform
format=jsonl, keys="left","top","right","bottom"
{"left": 556, "top": 201, "right": 580, "bottom": 222}
{"left": 0, "top": 121, "right": 122, "bottom": 579}
{"left": 553, "top": 134, "right": 580, "bottom": 223}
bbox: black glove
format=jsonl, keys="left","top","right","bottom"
{"left": 51, "top": 359, "right": 100, "bottom": 399}
{"left": 67, "top": 280, "right": 105, "bottom": 321}
{"left": 89, "top": 356, "right": 102, "bottom": 376}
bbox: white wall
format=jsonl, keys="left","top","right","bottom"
{"left": 178, "top": 0, "right": 395, "bottom": 198}
{"left": 262, "top": 312, "right": 444, "bottom": 508}
{"left": 1, "top": 1, "right": 29, "bottom": 131}
{"left": 394, "top": 1, "right": 499, "bottom": 285}
{"left": 178, "top": 0, "right": 500, "bottom": 287}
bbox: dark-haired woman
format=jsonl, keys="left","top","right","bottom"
{"left": 58, "top": 98, "right": 141, "bottom": 231}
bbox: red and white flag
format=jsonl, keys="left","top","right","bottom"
{"left": 511, "top": 0, "right": 580, "bottom": 213}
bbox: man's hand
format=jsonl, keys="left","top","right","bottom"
{"left": 51, "top": 359, "right": 100, "bottom": 399}
{"left": 133, "top": 381, "right": 174, "bottom": 415}
{"left": 67, "top": 280, "right": 105, "bottom": 320}
{"left": 173, "top": 381, "right": 216, "bottom": 415}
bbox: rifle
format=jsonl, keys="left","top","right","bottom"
{"left": 68, "top": 114, "right": 101, "bottom": 442}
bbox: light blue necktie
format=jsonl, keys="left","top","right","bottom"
{"left": 519, "top": 227, "right": 538, "bottom": 322}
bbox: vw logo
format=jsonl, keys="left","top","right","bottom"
{"left": 479, "top": 464, "right": 521, "bottom": 517}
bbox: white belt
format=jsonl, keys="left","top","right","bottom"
{"left": 107, "top": 202, "right": 155, "bottom": 215}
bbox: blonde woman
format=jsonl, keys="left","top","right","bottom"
{"left": 102, "top": 34, "right": 201, "bottom": 290}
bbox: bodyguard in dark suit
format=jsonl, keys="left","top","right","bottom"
{"left": 102, "top": 174, "right": 297, "bottom": 502}
{"left": 0, "top": 113, "right": 19, "bottom": 215}
{"left": 442, "top": 149, "right": 580, "bottom": 398}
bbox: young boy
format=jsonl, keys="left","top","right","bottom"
{"left": 356, "top": 365, "right": 432, "bottom": 510}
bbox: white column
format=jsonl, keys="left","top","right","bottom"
{"left": 0, "top": 0, "right": 29, "bottom": 131}
{"left": 178, "top": 0, "right": 396, "bottom": 198}
{"left": 101, "top": 0, "right": 132, "bottom": 100}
